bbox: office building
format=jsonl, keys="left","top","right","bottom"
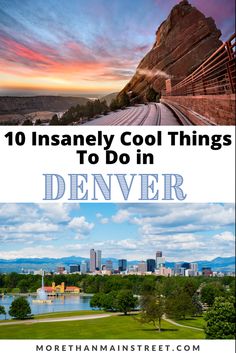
{"left": 90, "top": 249, "right": 102, "bottom": 272}
{"left": 174, "top": 263, "right": 185, "bottom": 276}
{"left": 118, "top": 259, "right": 127, "bottom": 272}
{"left": 57, "top": 266, "right": 65, "bottom": 274}
{"left": 96, "top": 250, "right": 102, "bottom": 270}
{"left": 90, "top": 249, "right": 96, "bottom": 272}
{"left": 105, "top": 260, "right": 113, "bottom": 271}
{"left": 69, "top": 264, "right": 80, "bottom": 273}
{"left": 202, "top": 267, "right": 213, "bottom": 277}
{"left": 128, "top": 265, "right": 138, "bottom": 273}
{"left": 156, "top": 251, "right": 165, "bottom": 269}
{"left": 182, "top": 262, "right": 191, "bottom": 270}
{"left": 138, "top": 261, "right": 147, "bottom": 273}
{"left": 190, "top": 263, "right": 198, "bottom": 275}
{"left": 81, "top": 261, "right": 89, "bottom": 274}
{"left": 147, "top": 259, "right": 156, "bottom": 272}
{"left": 157, "top": 266, "right": 172, "bottom": 277}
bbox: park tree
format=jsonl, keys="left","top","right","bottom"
{"left": 5, "top": 272, "right": 19, "bottom": 289}
{"left": 140, "top": 276, "right": 158, "bottom": 295}
{"left": 9, "top": 297, "right": 32, "bottom": 320}
{"left": 0, "top": 305, "right": 6, "bottom": 319}
{"left": 90, "top": 293, "right": 106, "bottom": 310}
{"left": 18, "top": 279, "right": 29, "bottom": 293}
{"left": 192, "top": 293, "right": 203, "bottom": 316}
{"left": 115, "top": 290, "right": 137, "bottom": 315}
{"left": 90, "top": 292, "right": 118, "bottom": 311}
{"left": 166, "top": 290, "right": 195, "bottom": 319}
{"left": 201, "top": 283, "right": 224, "bottom": 306}
{"left": 139, "top": 293, "right": 165, "bottom": 332}
{"left": 204, "top": 296, "right": 235, "bottom": 339}
{"left": 183, "top": 279, "right": 199, "bottom": 297}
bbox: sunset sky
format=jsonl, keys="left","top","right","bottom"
{"left": 0, "top": 0, "right": 235, "bottom": 97}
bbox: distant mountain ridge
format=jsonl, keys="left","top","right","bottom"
{"left": 0, "top": 256, "right": 234, "bottom": 273}
{"left": 0, "top": 96, "right": 90, "bottom": 115}
{"left": 101, "top": 92, "right": 118, "bottom": 105}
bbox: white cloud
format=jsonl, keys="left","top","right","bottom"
{"left": 68, "top": 216, "right": 94, "bottom": 237}
{"left": 213, "top": 231, "right": 235, "bottom": 242}
{"left": 38, "top": 203, "right": 79, "bottom": 222}
{"left": 0, "top": 222, "right": 58, "bottom": 233}
{"left": 100, "top": 218, "right": 109, "bottom": 224}
{"left": 0, "top": 232, "right": 55, "bottom": 243}
{"left": 112, "top": 209, "right": 130, "bottom": 223}
{"left": 0, "top": 246, "right": 68, "bottom": 260}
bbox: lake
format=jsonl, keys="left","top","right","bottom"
{"left": 0, "top": 294, "right": 93, "bottom": 319}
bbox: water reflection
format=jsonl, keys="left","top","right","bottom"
{"left": 0, "top": 294, "right": 92, "bottom": 319}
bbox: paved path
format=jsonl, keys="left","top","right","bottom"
{"left": 0, "top": 313, "right": 203, "bottom": 332}
{"left": 164, "top": 317, "right": 204, "bottom": 331}
{"left": 84, "top": 103, "right": 180, "bottom": 126}
{"left": 158, "top": 103, "right": 180, "bottom": 125}
{"left": 0, "top": 313, "right": 115, "bottom": 326}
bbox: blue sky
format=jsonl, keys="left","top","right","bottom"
{"left": 0, "top": 203, "right": 235, "bottom": 262}
{"left": 0, "top": 0, "right": 235, "bottom": 95}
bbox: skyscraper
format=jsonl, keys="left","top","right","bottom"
{"left": 156, "top": 251, "right": 165, "bottom": 269}
{"left": 69, "top": 264, "right": 80, "bottom": 273}
{"left": 95, "top": 250, "right": 102, "bottom": 270}
{"left": 118, "top": 259, "right": 127, "bottom": 272}
{"left": 190, "top": 263, "right": 198, "bottom": 273}
{"left": 147, "top": 259, "right": 156, "bottom": 272}
{"left": 105, "top": 260, "right": 113, "bottom": 271}
{"left": 90, "top": 249, "right": 96, "bottom": 272}
{"left": 81, "top": 261, "right": 89, "bottom": 274}
{"left": 138, "top": 261, "right": 147, "bottom": 273}
{"left": 90, "top": 249, "right": 102, "bottom": 272}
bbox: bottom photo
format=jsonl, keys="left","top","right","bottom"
{"left": 0, "top": 203, "right": 235, "bottom": 340}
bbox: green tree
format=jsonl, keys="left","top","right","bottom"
{"left": 110, "top": 98, "right": 119, "bottom": 111}
{"left": 192, "top": 293, "right": 203, "bottom": 316}
{"left": 22, "top": 118, "right": 33, "bottom": 125}
{"left": 115, "top": 290, "right": 137, "bottom": 315}
{"left": 139, "top": 294, "right": 165, "bottom": 332}
{"left": 49, "top": 114, "right": 59, "bottom": 125}
{"left": 201, "top": 283, "right": 224, "bottom": 306}
{"left": 90, "top": 293, "right": 106, "bottom": 310}
{"left": 90, "top": 292, "right": 118, "bottom": 311}
{"left": 9, "top": 297, "right": 32, "bottom": 320}
{"left": 18, "top": 279, "right": 29, "bottom": 293}
{"left": 204, "top": 296, "right": 235, "bottom": 339}
{"left": 145, "top": 87, "right": 158, "bottom": 102}
{"left": 166, "top": 290, "right": 195, "bottom": 319}
{"left": 34, "top": 119, "right": 42, "bottom": 125}
{"left": 117, "top": 92, "right": 130, "bottom": 108}
{"left": 0, "top": 305, "right": 6, "bottom": 319}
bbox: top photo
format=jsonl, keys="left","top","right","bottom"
{"left": 0, "top": 0, "right": 235, "bottom": 126}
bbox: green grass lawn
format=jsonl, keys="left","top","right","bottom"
{"left": 34, "top": 310, "right": 105, "bottom": 319}
{"left": 0, "top": 315, "right": 205, "bottom": 339}
{"left": 0, "top": 310, "right": 104, "bottom": 322}
{"left": 173, "top": 316, "right": 205, "bottom": 329}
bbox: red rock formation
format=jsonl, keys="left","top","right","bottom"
{"left": 120, "top": 0, "right": 222, "bottom": 99}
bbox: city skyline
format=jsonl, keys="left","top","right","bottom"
{"left": 0, "top": 0, "right": 235, "bottom": 96}
{"left": 0, "top": 203, "right": 235, "bottom": 262}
